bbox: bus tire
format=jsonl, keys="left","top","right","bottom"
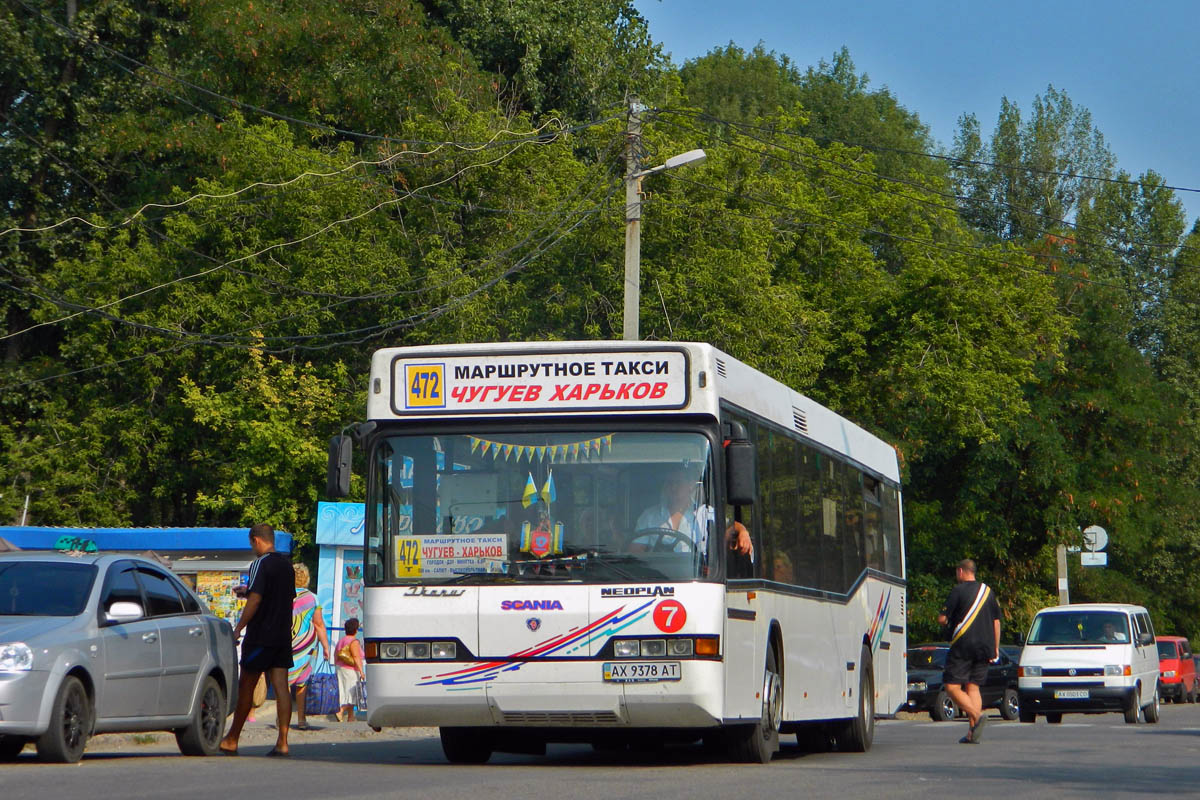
{"left": 728, "top": 644, "right": 781, "bottom": 764}
{"left": 439, "top": 727, "right": 493, "bottom": 764}
{"left": 835, "top": 646, "right": 874, "bottom": 752}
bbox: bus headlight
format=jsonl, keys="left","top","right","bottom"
{"left": 667, "top": 639, "right": 693, "bottom": 657}
{"left": 406, "top": 642, "right": 431, "bottom": 660}
{"left": 381, "top": 643, "right": 406, "bottom": 661}
{"left": 640, "top": 639, "right": 667, "bottom": 657}
{"left": 431, "top": 642, "right": 457, "bottom": 660}
{"left": 614, "top": 639, "right": 639, "bottom": 658}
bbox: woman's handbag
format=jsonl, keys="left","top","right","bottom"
{"left": 305, "top": 661, "right": 340, "bottom": 715}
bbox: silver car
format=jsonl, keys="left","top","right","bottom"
{"left": 0, "top": 552, "right": 239, "bottom": 762}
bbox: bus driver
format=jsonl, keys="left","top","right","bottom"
{"left": 633, "top": 467, "right": 753, "bottom": 559}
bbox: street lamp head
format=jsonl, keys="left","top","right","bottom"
{"left": 661, "top": 149, "right": 706, "bottom": 171}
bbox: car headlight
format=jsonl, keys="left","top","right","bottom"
{"left": 0, "top": 642, "right": 33, "bottom": 672}
{"left": 1163, "top": 670, "right": 1177, "bottom": 678}
{"left": 1019, "top": 665, "right": 1042, "bottom": 677}
{"left": 1105, "top": 664, "right": 1130, "bottom": 676}
{"left": 907, "top": 681, "right": 928, "bottom": 692}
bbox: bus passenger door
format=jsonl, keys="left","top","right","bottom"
{"left": 724, "top": 584, "right": 763, "bottom": 720}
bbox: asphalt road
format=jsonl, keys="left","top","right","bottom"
{"left": 6, "top": 704, "right": 1200, "bottom": 799}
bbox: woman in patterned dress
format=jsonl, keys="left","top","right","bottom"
{"left": 290, "top": 563, "right": 331, "bottom": 730}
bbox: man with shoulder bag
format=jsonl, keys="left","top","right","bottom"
{"left": 937, "top": 559, "right": 1002, "bottom": 744}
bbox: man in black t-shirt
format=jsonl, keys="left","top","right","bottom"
{"left": 220, "top": 523, "right": 296, "bottom": 757}
{"left": 937, "top": 558, "right": 1001, "bottom": 744}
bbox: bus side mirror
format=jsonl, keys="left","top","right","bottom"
{"left": 723, "top": 422, "right": 755, "bottom": 507}
{"left": 327, "top": 435, "right": 352, "bottom": 498}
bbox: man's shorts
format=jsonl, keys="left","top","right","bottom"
{"left": 240, "top": 643, "right": 293, "bottom": 673}
{"left": 943, "top": 649, "right": 988, "bottom": 686}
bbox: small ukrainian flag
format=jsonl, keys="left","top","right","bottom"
{"left": 540, "top": 470, "right": 557, "bottom": 506}
{"left": 522, "top": 472, "right": 538, "bottom": 508}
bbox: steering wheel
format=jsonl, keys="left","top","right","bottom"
{"left": 628, "top": 527, "right": 694, "bottom": 554}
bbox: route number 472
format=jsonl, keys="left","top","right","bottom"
{"left": 404, "top": 364, "right": 446, "bottom": 408}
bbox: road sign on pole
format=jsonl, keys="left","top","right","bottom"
{"left": 1083, "top": 525, "right": 1108, "bottom": 552}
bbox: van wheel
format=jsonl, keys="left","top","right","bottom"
{"left": 1123, "top": 688, "right": 1141, "bottom": 724}
{"left": 440, "top": 727, "right": 493, "bottom": 764}
{"left": 999, "top": 689, "right": 1020, "bottom": 721}
{"left": 36, "top": 676, "right": 91, "bottom": 763}
{"left": 1046, "top": 713, "right": 1063, "bottom": 724}
{"left": 728, "top": 644, "right": 782, "bottom": 763}
{"left": 1144, "top": 688, "right": 1161, "bottom": 723}
{"left": 931, "top": 690, "right": 958, "bottom": 722}
{"left": 834, "top": 646, "right": 875, "bottom": 752}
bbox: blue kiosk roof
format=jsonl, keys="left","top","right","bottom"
{"left": 0, "top": 526, "right": 293, "bottom": 553}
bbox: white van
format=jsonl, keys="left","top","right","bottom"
{"left": 1018, "top": 603, "right": 1160, "bottom": 724}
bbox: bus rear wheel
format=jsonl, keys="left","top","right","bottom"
{"left": 728, "top": 644, "right": 781, "bottom": 764}
{"left": 439, "top": 727, "right": 493, "bottom": 764}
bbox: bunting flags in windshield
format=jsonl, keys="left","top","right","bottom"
{"left": 466, "top": 434, "right": 613, "bottom": 463}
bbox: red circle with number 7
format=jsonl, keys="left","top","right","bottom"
{"left": 653, "top": 599, "right": 687, "bottom": 633}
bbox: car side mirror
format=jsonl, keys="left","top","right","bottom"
{"left": 106, "top": 601, "right": 145, "bottom": 623}
{"left": 1139, "top": 631, "right": 1154, "bottom": 646}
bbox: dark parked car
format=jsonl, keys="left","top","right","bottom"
{"left": 906, "top": 643, "right": 1020, "bottom": 721}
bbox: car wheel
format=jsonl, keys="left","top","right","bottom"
{"left": 0, "top": 735, "right": 27, "bottom": 761}
{"left": 175, "top": 675, "right": 227, "bottom": 756}
{"left": 931, "top": 690, "right": 958, "bottom": 722}
{"left": 729, "top": 643, "right": 783, "bottom": 763}
{"left": 999, "top": 688, "right": 1020, "bottom": 721}
{"left": 833, "top": 646, "right": 874, "bottom": 753}
{"left": 1144, "top": 688, "right": 1161, "bottom": 724}
{"left": 440, "top": 727, "right": 494, "bottom": 764}
{"left": 36, "top": 675, "right": 92, "bottom": 763}
{"left": 1046, "top": 712, "right": 1063, "bottom": 724}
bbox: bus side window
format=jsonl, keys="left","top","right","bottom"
{"left": 881, "top": 484, "right": 903, "bottom": 576}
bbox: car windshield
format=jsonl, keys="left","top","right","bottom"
{"left": 0, "top": 561, "right": 98, "bottom": 616}
{"left": 1028, "top": 611, "right": 1130, "bottom": 644}
{"left": 1158, "top": 642, "right": 1178, "bottom": 660}
{"left": 908, "top": 648, "right": 947, "bottom": 669}
{"left": 368, "top": 430, "right": 718, "bottom": 584}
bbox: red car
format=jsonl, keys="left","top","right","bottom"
{"left": 1157, "top": 636, "right": 1198, "bottom": 703}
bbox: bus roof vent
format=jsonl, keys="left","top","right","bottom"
{"left": 715, "top": 358, "right": 727, "bottom": 378}
{"left": 792, "top": 407, "right": 808, "bottom": 434}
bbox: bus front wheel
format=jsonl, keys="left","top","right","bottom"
{"left": 439, "top": 727, "right": 493, "bottom": 764}
{"left": 834, "top": 646, "right": 874, "bottom": 752}
{"left": 728, "top": 644, "right": 782, "bottom": 764}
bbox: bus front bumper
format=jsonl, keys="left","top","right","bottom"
{"left": 366, "top": 660, "right": 724, "bottom": 729}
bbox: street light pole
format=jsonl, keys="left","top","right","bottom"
{"left": 621, "top": 97, "right": 706, "bottom": 342}
{"left": 622, "top": 97, "right": 645, "bottom": 342}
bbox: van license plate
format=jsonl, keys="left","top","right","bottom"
{"left": 603, "top": 662, "right": 681, "bottom": 682}
{"left": 1054, "top": 689, "right": 1089, "bottom": 699}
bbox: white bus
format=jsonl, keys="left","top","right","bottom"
{"left": 326, "top": 341, "right": 905, "bottom": 763}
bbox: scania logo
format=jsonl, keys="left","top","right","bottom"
{"left": 526, "top": 618, "right": 542, "bottom": 632}
{"left": 501, "top": 600, "right": 564, "bottom": 611}
{"left": 403, "top": 586, "right": 466, "bottom": 597}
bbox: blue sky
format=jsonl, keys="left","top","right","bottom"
{"left": 634, "top": 0, "right": 1200, "bottom": 227}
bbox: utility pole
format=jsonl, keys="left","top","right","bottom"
{"left": 1056, "top": 543, "right": 1070, "bottom": 605}
{"left": 622, "top": 96, "right": 645, "bottom": 341}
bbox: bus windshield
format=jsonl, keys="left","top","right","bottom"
{"left": 367, "top": 430, "right": 718, "bottom": 584}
